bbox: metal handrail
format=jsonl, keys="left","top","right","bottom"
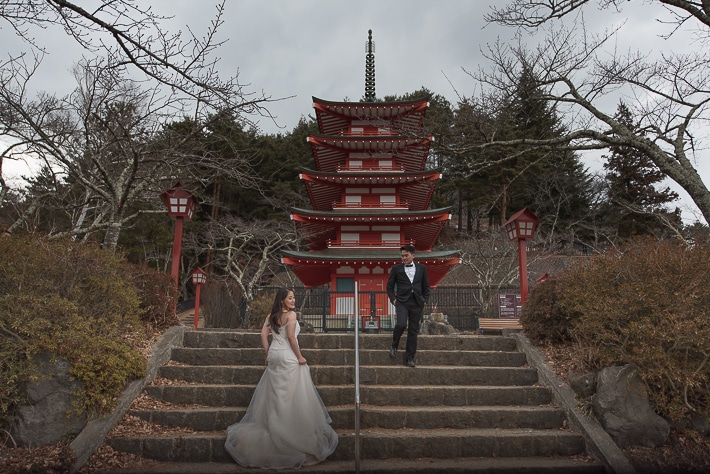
{"left": 353, "top": 286, "right": 361, "bottom": 472}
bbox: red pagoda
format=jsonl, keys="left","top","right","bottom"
{"left": 282, "top": 30, "right": 460, "bottom": 325}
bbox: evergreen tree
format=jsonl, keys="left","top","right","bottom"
{"left": 506, "top": 66, "right": 592, "bottom": 237}
{"left": 602, "top": 102, "right": 680, "bottom": 239}
{"left": 455, "top": 65, "right": 593, "bottom": 245}
{"left": 446, "top": 97, "right": 504, "bottom": 234}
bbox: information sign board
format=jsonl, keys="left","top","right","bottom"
{"left": 498, "top": 294, "right": 521, "bottom": 319}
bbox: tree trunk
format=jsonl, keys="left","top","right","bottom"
{"left": 102, "top": 219, "right": 122, "bottom": 251}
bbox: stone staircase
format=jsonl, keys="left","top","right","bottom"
{"left": 104, "top": 330, "right": 607, "bottom": 473}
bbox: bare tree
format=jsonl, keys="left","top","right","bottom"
{"left": 469, "top": 1, "right": 710, "bottom": 224}
{"left": 191, "top": 216, "right": 301, "bottom": 328}
{"left": 1, "top": 57, "right": 261, "bottom": 248}
{"left": 0, "top": 1, "right": 277, "bottom": 237}
{"left": 0, "top": 0, "right": 272, "bottom": 115}
{"left": 454, "top": 230, "right": 527, "bottom": 317}
{"left": 486, "top": 0, "right": 710, "bottom": 30}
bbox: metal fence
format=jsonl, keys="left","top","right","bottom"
{"left": 254, "top": 285, "right": 521, "bottom": 333}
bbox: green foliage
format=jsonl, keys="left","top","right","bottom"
{"left": 532, "top": 238, "right": 710, "bottom": 421}
{"left": 0, "top": 234, "right": 151, "bottom": 426}
{"left": 67, "top": 332, "right": 146, "bottom": 415}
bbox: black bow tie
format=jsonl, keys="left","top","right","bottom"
{"left": 405, "top": 264, "right": 414, "bottom": 267}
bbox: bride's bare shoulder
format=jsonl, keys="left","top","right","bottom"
{"left": 278, "top": 310, "right": 297, "bottom": 327}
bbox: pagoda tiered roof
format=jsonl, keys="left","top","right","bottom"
{"left": 299, "top": 168, "right": 440, "bottom": 212}
{"left": 290, "top": 207, "right": 452, "bottom": 251}
{"left": 281, "top": 249, "right": 461, "bottom": 288}
{"left": 312, "top": 97, "right": 429, "bottom": 136}
{"left": 307, "top": 135, "right": 431, "bottom": 173}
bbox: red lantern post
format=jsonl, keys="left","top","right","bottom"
{"left": 160, "top": 183, "right": 196, "bottom": 296}
{"left": 503, "top": 207, "right": 538, "bottom": 305}
{"left": 191, "top": 267, "right": 207, "bottom": 330}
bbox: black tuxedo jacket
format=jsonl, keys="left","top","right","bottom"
{"left": 387, "top": 262, "right": 430, "bottom": 307}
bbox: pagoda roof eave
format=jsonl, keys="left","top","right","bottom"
{"left": 281, "top": 249, "right": 461, "bottom": 288}
{"left": 309, "top": 137, "right": 431, "bottom": 173}
{"left": 301, "top": 169, "right": 439, "bottom": 211}
{"left": 308, "top": 135, "right": 432, "bottom": 145}
{"left": 290, "top": 207, "right": 452, "bottom": 218}
{"left": 312, "top": 97, "right": 429, "bottom": 136}
{"left": 282, "top": 249, "right": 460, "bottom": 260}
{"left": 300, "top": 168, "right": 440, "bottom": 181}
{"left": 312, "top": 96, "right": 429, "bottom": 110}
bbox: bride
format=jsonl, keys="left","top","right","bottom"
{"left": 224, "top": 288, "right": 338, "bottom": 469}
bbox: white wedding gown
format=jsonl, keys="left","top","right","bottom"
{"left": 224, "top": 320, "right": 338, "bottom": 469}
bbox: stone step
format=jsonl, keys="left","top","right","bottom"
{"left": 94, "top": 457, "right": 606, "bottom": 473}
{"left": 107, "top": 427, "right": 587, "bottom": 463}
{"left": 182, "top": 331, "right": 519, "bottom": 352}
{"left": 143, "top": 384, "right": 553, "bottom": 408}
{"left": 131, "top": 405, "right": 567, "bottom": 432}
{"left": 157, "top": 365, "right": 538, "bottom": 386}
{"left": 168, "top": 347, "right": 528, "bottom": 367}
{"left": 97, "top": 330, "right": 612, "bottom": 473}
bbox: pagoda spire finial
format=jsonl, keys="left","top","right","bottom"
{"left": 364, "top": 29, "right": 376, "bottom": 102}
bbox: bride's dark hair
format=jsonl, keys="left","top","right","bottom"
{"left": 269, "top": 288, "right": 293, "bottom": 331}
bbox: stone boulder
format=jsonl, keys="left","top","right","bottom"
{"left": 11, "top": 353, "right": 88, "bottom": 446}
{"left": 592, "top": 364, "right": 670, "bottom": 449}
{"left": 420, "top": 319, "right": 459, "bottom": 335}
{"left": 568, "top": 371, "right": 597, "bottom": 399}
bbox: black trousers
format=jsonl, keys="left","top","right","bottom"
{"left": 391, "top": 297, "right": 423, "bottom": 361}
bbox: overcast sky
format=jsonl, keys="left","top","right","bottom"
{"left": 1, "top": 0, "right": 708, "bottom": 223}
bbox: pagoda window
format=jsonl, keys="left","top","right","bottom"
{"left": 382, "top": 232, "right": 401, "bottom": 246}
{"left": 346, "top": 158, "right": 386, "bottom": 170}
{"left": 379, "top": 195, "right": 396, "bottom": 207}
{"left": 344, "top": 195, "right": 361, "bottom": 207}
{"left": 379, "top": 159, "right": 394, "bottom": 170}
{"left": 341, "top": 232, "right": 359, "bottom": 244}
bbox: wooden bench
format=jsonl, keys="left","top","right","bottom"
{"left": 477, "top": 318, "right": 522, "bottom": 334}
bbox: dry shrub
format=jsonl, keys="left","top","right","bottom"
{"left": 201, "top": 280, "right": 241, "bottom": 328}
{"left": 0, "top": 235, "right": 152, "bottom": 427}
{"left": 557, "top": 238, "right": 710, "bottom": 421}
{"left": 122, "top": 263, "right": 179, "bottom": 330}
{"left": 248, "top": 291, "right": 275, "bottom": 329}
{"left": 520, "top": 277, "right": 577, "bottom": 344}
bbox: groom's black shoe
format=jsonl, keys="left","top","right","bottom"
{"left": 406, "top": 358, "right": 416, "bottom": 368}
{"left": 389, "top": 346, "right": 397, "bottom": 359}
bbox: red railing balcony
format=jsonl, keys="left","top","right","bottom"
{"left": 336, "top": 164, "right": 404, "bottom": 172}
{"left": 327, "top": 239, "right": 415, "bottom": 249}
{"left": 340, "top": 128, "right": 394, "bottom": 136}
{"left": 332, "top": 200, "right": 409, "bottom": 210}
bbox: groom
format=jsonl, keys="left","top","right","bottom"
{"left": 386, "top": 244, "right": 430, "bottom": 367}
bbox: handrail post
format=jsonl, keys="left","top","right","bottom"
{"left": 354, "top": 287, "right": 361, "bottom": 472}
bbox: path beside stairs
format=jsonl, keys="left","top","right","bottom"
{"left": 77, "top": 329, "right": 634, "bottom": 473}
